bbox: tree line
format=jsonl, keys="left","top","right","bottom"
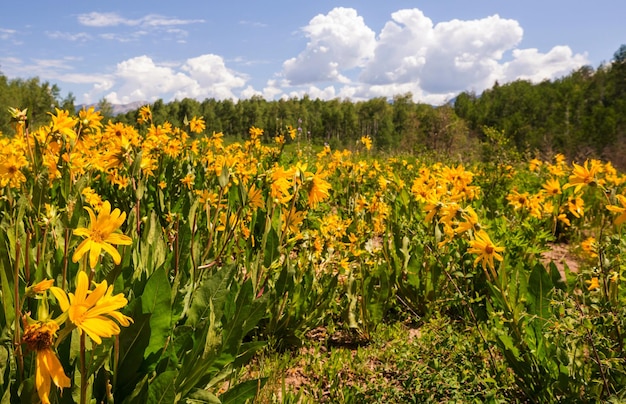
{"left": 2, "top": 45, "right": 626, "bottom": 166}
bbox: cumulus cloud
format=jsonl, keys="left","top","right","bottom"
{"left": 282, "top": 7, "right": 376, "bottom": 85}
{"left": 98, "top": 54, "right": 247, "bottom": 104}
{"left": 503, "top": 46, "right": 589, "bottom": 82}
{"left": 277, "top": 7, "right": 588, "bottom": 104}
{"left": 13, "top": 6, "right": 589, "bottom": 106}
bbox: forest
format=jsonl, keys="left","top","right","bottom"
{"left": 2, "top": 45, "right": 626, "bottom": 167}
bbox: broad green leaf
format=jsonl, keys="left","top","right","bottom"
{"left": 220, "top": 379, "right": 266, "bottom": 404}
{"left": 187, "top": 388, "right": 221, "bottom": 403}
{"left": 263, "top": 226, "right": 279, "bottom": 268}
{"left": 186, "top": 264, "right": 236, "bottom": 328}
{"left": 147, "top": 370, "right": 177, "bottom": 404}
{"left": 528, "top": 262, "right": 553, "bottom": 321}
{"left": 141, "top": 266, "right": 173, "bottom": 363}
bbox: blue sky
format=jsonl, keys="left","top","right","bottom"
{"left": 1, "top": 1, "right": 623, "bottom": 105}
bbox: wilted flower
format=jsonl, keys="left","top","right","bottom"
{"left": 22, "top": 320, "right": 71, "bottom": 404}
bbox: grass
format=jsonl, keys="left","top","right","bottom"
{"left": 245, "top": 316, "right": 520, "bottom": 403}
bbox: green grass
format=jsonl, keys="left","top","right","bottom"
{"left": 246, "top": 316, "right": 519, "bottom": 403}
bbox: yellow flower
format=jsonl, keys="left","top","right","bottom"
{"left": 180, "top": 173, "right": 195, "bottom": 189}
{"left": 281, "top": 207, "right": 305, "bottom": 235}
{"left": 581, "top": 237, "right": 598, "bottom": 258}
{"left": 360, "top": 136, "right": 372, "bottom": 151}
{"left": 269, "top": 166, "right": 294, "bottom": 204}
{"left": 22, "top": 320, "right": 71, "bottom": 404}
{"left": 73, "top": 200, "right": 132, "bottom": 269}
{"left": 468, "top": 230, "right": 504, "bottom": 273}
{"left": 247, "top": 183, "right": 265, "bottom": 211}
{"left": 50, "top": 271, "right": 133, "bottom": 344}
{"left": 27, "top": 279, "right": 55, "bottom": 296}
{"left": 586, "top": 276, "right": 600, "bottom": 291}
{"left": 506, "top": 190, "right": 530, "bottom": 210}
{"left": 49, "top": 108, "right": 78, "bottom": 141}
{"left": 542, "top": 178, "right": 562, "bottom": 196}
{"left": 0, "top": 150, "right": 29, "bottom": 188}
{"left": 249, "top": 126, "right": 264, "bottom": 140}
{"left": 137, "top": 105, "right": 152, "bottom": 124}
{"left": 189, "top": 116, "right": 206, "bottom": 133}
{"left": 78, "top": 106, "right": 103, "bottom": 132}
{"left": 563, "top": 160, "right": 599, "bottom": 193}
{"left": 567, "top": 195, "right": 585, "bottom": 218}
{"left": 529, "top": 158, "right": 542, "bottom": 172}
{"left": 307, "top": 169, "right": 331, "bottom": 208}
{"left": 606, "top": 194, "right": 626, "bottom": 225}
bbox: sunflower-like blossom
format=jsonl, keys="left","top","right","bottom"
{"left": 22, "top": 320, "right": 71, "bottom": 404}
{"left": 50, "top": 271, "right": 133, "bottom": 344}
{"left": 563, "top": 160, "right": 600, "bottom": 193}
{"left": 468, "top": 230, "right": 505, "bottom": 274}
{"left": 307, "top": 169, "right": 331, "bottom": 208}
{"left": 73, "top": 200, "right": 132, "bottom": 269}
{"left": 606, "top": 194, "right": 626, "bottom": 225}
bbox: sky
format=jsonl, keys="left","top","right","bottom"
{"left": 0, "top": 1, "right": 624, "bottom": 106}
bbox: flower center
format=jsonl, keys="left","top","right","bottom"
{"left": 69, "top": 303, "right": 89, "bottom": 324}
{"left": 485, "top": 245, "right": 494, "bottom": 255}
{"left": 90, "top": 229, "right": 105, "bottom": 243}
{"left": 23, "top": 323, "right": 55, "bottom": 351}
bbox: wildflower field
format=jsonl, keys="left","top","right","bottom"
{"left": 2, "top": 106, "right": 626, "bottom": 403}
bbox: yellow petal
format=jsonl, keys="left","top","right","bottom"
{"left": 49, "top": 287, "right": 70, "bottom": 312}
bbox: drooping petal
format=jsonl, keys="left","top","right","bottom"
{"left": 100, "top": 242, "right": 122, "bottom": 264}
{"left": 80, "top": 317, "right": 121, "bottom": 344}
{"left": 88, "top": 242, "right": 103, "bottom": 269}
{"left": 41, "top": 349, "right": 71, "bottom": 388}
{"left": 49, "top": 287, "right": 70, "bottom": 312}
{"left": 36, "top": 351, "right": 52, "bottom": 404}
{"left": 72, "top": 239, "right": 92, "bottom": 263}
{"left": 104, "top": 232, "right": 132, "bottom": 246}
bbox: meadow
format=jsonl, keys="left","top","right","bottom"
{"left": 1, "top": 106, "right": 626, "bottom": 403}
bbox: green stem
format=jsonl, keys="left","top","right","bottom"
{"left": 80, "top": 332, "right": 87, "bottom": 404}
{"left": 14, "top": 238, "right": 23, "bottom": 383}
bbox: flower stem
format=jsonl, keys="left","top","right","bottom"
{"left": 80, "top": 332, "right": 87, "bottom": 404}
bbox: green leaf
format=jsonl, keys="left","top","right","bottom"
{"left": 147, "top": 370, "right": 177, "bottom": 404}
{"left": 527, "top": 262, "right": 553, "bottom": 321}
{"left": 263, "top": 226, "right": 279, "bottom": 268}
{"left": 222, "top": 279, "right": 267, "bottom": 353}
{"left": 186, "top": 388, "right": 221, "bottom": 403}
{"left": 0, "top": 234, "right": 15, "bottom": 331}
{"left": 141, "top": 266, "right": 173, "bottom": 363}
{"left": 220, "top": 379, "right": 266, "bottom": 404}
{"left": 186, "top": 265, "right": 236, "bottom": 328}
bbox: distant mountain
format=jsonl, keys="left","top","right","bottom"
{"left": 76, "top": 100, "right": 148, "bottom": 115}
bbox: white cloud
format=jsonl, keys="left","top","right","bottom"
{"left": 276, "top": 7, "right": 588, "bottom": 104}
{"left": 503, "top": 46, "right": 588, "bottom": 82}
{"left": 360, "top": 9, "right": 433, "bottom": 85}
{"left": 46, "top": 31, "right": 92, "bottom": 41}
{"left": 282, "top": 7, "right": 376, "bottom": 85}
{"left": 94, "top": 54, "right": 247, "bottom": 104}
{"left": 78, "top": 12, "right": 129, "bottom": 27}
{"left": 179, "top": 54, "right": 247, "bottom": 99}
{"left": 418, "top": 14, "right": 523, "bottom": 93}
{"left": 0, "top": 28, "right": 16, "bottom": 40}
{"left": 8, "top": 7, "right": 589, "bottom": 106}
{"left": 77, "top": 12, "right": 204, "bottom": 28}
